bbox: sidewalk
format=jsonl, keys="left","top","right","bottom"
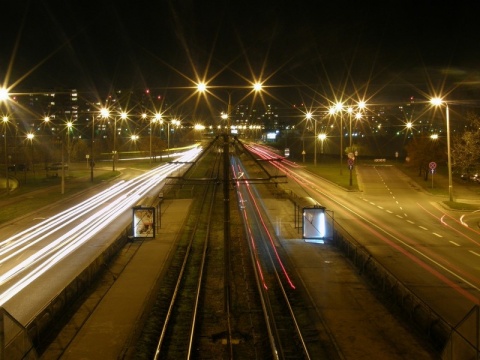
{"left": 53, "top": 199, "right": 192, "bottom": 360}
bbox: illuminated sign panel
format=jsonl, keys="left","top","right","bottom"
{"left": 132, "top": 206, "right": 156, "bottom": 238}
{"left": 266, "top": 132, "right": 277, "bottom": 140}
{"left": 303, "top": 206, "right": 326, "bottom": 243}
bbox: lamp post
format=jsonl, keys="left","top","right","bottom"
{"left": 319, "top": 133, "right": 326, "bottom": 156}
{"left": 151, "top": 113, "right": 162, "bottom": 164}
{"left": 66, "top": 121, "right": 72, "bottom": 172}
{"left": 167, "top": 119, "right": 180, "bottom": 157}
{"left": 331, "top": 102, "right": 344, "bottom": 175}
{"left": 27, "top": 133, "right": 35, "bottom": 176}
{"left": 130, "top": 134, "right": 139, "bottom": 152}
{"left": 306, "top": 112, "right": 317, "bottom": 166}
{"left": 3, "top": 116, "right": 9, "bottom": 194}
{"left": 347, "top": 104, "right": 364, "bottom": 187}
{"left": 113, "top": 111, "right": 127, "bottom": 171}
{"left": 167, "top": 120, "right": 172, "bottom": 158}
{"left": 90, "top": 111, "right": 96, "bottom": 182}
{"left": 430, "top": 98, "right": 453, "bottom": 202}
{"left": 347, "top": 101, "right": 366, "bottom": 152}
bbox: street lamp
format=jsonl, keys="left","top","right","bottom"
{"left": 151, "top": 113, "right": 162, "bottom": 164}
{"left": 430, "top": 97, "right": 453, "bottom": 202}
{"left": 66, "top": 121, "right": 73, "bottom": 171}
{"left": 306, "top": 112, "right": 317, "bottom": 166}
{"left": 331, "top": 102, "right": 344, "bottom": 175}
{"left": 167, "top": 119, "right": 180, "bottom": 157}
{"left": 318, "top": 133, "right": 326, "bottom": 155}
{"left": 130, "top": 134, "right": 139, "bottom": 152}
{"left": 3, "top": 116, "right": 9, "bottom": 194}
{"left": 90, "top": 110, "right": 98, "bottom": 182}
{"left": 0, "top": 88, "right": 8, "bottom": 102}
{"left": 113, "top": 111, "right": 127, "bottom": 171}
{"left": 26, "top": 133, "right": 35, "bottom": 175}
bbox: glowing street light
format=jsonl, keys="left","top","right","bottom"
{"left": 113, "top": 111, "right": 127, "bottom": 171}
{"left": 0, "top": 88, "right": 8, "bottom": 101}
{"left": 150, "top": 113, "right": 162, "bottom": 164}
{"left": 306, "top": 112, "right": 318, "bottom": 166}
{"left": 26, "top": 133, "right": 35, "bottom": 175}
{"left": 318, "top": 133, "right": 326, "bottom": 154}
{"left": 331, "top": 102, "right": 345, "bottom": 174}
{"left": 66, "top": 121, "right": 73, "bottom": 171}
{"left": 430, "top": 97, "right": 453, "bottom": 202}
{"left": 3, "top": 116, "right": 9, "bottom": 194}
{"left": 43, "top": 115, "right": 70, "bottom": 194}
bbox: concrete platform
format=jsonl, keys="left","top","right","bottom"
{"left": 56, "top": 199, "right": 192, "bottom": 360}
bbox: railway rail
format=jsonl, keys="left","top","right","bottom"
{"left": 134, "top": 136, "right": 340, "bottom": 359}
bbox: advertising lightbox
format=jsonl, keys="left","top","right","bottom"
{"left": 303, "top": 206, "right": 326, "bottom": 243}
{"left": 132, "top": 206, "right": 156, "bottom": 238}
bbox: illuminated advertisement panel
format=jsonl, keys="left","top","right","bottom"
{"left": 132, "top": 206, "right": 156, "bottom": 238}
{"left": 303, "top": 207, "right": 326, "bottom": 243}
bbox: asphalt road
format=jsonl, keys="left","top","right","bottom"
{"left": 0, "top": 151, "right": 200, "bottom": 330}
{"left": 285, "top": 162, "right": 480, "bottom": 330}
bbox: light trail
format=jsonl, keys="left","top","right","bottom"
{"left": 231, "top": 156, "right": 296, "bottom": 290}
{"left": 245, "top": 144, "right": 480, "bottom": 304}
{"left": 0, "top": 147, "right": 201, "bottom": 306}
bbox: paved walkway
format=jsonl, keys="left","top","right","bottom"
{"left": 55, "top": 199, "right": 192, "bottom": 360}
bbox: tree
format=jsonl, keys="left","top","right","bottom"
{"left": 451, "top": 112, "right": 480, "bottom": 174}
{"left": 405, "top": 136, "right": 445, "bottom": 180}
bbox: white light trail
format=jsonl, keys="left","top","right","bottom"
{"left": 0, "top": 147, "right": 201, "bottom": 305}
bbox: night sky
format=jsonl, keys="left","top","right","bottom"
{"left": 2, "top": 0, "right": 480, "bottom": 104}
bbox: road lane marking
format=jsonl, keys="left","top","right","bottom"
{"left": 396, "top": 215, "right": 403, "bottom": 219}
{"left": 419, "top": 226, "right": 428, "bottom": 230}
{"left": 407, "top": 220, "right": 415, "bottom": 224}
{"left": 449, "top": 241, "right": 460, "bottom": 246}
{"left": 469, "top": 250, "right": 480, "bottom": 257}
{"left": 432, "top": 233, "right": 442, "bottom": 238}
{"left": 386, "top": 210, "right": 393, "bottom": 213}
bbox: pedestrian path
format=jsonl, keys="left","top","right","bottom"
{"left": 56, "top": 199, "right": 192, "bottom": 359}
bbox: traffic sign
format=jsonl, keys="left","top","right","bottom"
{"left": 429, "top": 161, "right": 437, "bottom": 170}
{"left": 347, "top": 158, "right": 354, "bottom": 166}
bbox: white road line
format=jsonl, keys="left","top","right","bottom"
{"left": 432, "top": 233, "right": 443, "bottom": 238}
{"left": 407, "top": 220, "right": 415, "bottom": 224}
{"left": 469, "top": 250, "right": 480, "bottom": 257}
{"left": 386, "top": 210, "right": 393, "bottom": 213}
{"left": 377, "top": 206, "right": 384, "bottom": 209}
{"left": 419, "top": 226, "right": 428, "bottom": 230}
{"left": 396, "top": 214, "right": 403, "bottom": 219}
{"left": 449, "top": 241, "right": 460, "bottom": 246}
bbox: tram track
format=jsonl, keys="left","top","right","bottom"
{"left": 134, "top": 136, "right": 340, "bottom": 359}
